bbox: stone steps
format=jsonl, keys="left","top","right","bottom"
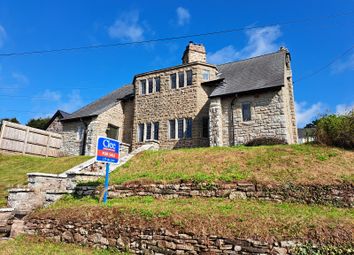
{"left": 2, "top": 142, "right": 158, "bottom": 238}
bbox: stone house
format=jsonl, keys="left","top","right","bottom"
{"left": 47, "top": 42, "right": 297, "bottom": 155}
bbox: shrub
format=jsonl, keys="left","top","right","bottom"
{"left": 316, "top": 110, "right": 354, "bottom": 149}
{"left": 245, "top": 137, "right": 287, "bottom": 146}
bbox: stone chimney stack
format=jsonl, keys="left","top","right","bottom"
{"left": 182, "top": 41, "right": 206, "bottom": 64}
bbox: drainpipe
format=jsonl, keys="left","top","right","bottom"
{"left": 230, "top": 95, "right": 238, "bottom": 146}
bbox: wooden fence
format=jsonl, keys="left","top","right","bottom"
{"left": 0, "top": 121, "right": 63, "bottom": 157}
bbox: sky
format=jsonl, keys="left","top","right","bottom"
{"left": 0, "top": 0, "right": 353, "bottom": 127}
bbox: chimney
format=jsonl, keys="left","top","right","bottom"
{"left": 182, "top": 41, "right": 206, "bottom": 64}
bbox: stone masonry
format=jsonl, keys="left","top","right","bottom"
{"left": 54, "top": 42, "right": 298, "bottom": 155}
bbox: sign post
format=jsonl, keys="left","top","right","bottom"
{"left": 95, "top": 136, "right": 120, "bottom": 204}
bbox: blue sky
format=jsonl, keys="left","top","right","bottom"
{"left": 0, "top": 0, "right": 353, "bottom": 127}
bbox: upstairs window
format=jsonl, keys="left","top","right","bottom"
{"left": 170, "top": 73, "right": 177, "bottom": 89}
{"left": 186, "top": 70, "right": 193, "bottom": 86}
{"left": 202, "top": 117, "right": 209, "bottom": 138}
{"left": 169, "top": 120, "right": 176, "bottom": 139}
{"left": 140, "top": 80, "right": 146, "bottom": 95}
{"left": 148, "top": 78, "right": 153, "bottom": 94}
{"left": 153, "top": 122, "right": 159, "bottom": 140}
{"left": 202, "top": 70, "right": 210, "bottom": 81}
{"left": 138, "top": 123, "right": 144, "bottom": 142}
{"left": 155, "top": 77, "right": 160, "bottom": 92}
{"left": 185, "top": 118, "right": 192, "bottom": 138}
{"left": 146, "top": 123, "right": 152, "bottom": 140}
{"left": 106, "top": 124, "right": 119, "bottom": 140}
{"left": 178, "top": 72, "right": 185, "bottom": 88}
{"left": 242, "top": 103, "right": 251, "bottom": 121}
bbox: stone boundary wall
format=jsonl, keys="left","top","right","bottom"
{"left": 25, "top": 218, "right": 297, "bottom": 254}
{"left": 75, "top": 182, "right": 354, "bottom": 208}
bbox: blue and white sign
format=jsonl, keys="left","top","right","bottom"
{"left": 95, "top": 136, "right": 120, "bottom": 164}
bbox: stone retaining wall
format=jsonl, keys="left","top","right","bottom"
{"left": 75, "top": 182, "right": 354, "bottom": 207}
{"left": 25, "top": 218, "right": 297, "bottom": 254}
{"left": 0, "top": 208, "right": 14, "bottom": 237}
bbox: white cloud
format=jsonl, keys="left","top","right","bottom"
{"left": 0, "top": 25, "right": 6, "bottom": 48}
{"left": 336, "top": 103, "right": 354, "bottom": 115}
{"left": 39, "top": 89, "right": 62, "bottom": 101}
{"left": 295, "top": 101, "right": 324, "bottom": 127}
{"left": 331, "top": 53, "right": 354, "bottom": 74}
{"left": 207, "top": 25, "right": 282, "bottom": 64}
{"left": 208, "top": 45, "right": 240, "bottom": 65}
{"left": 108, "top": 11, "right": 144, "bottom": 42}
{"left": 12, "top": 72, "right": 29, "bottom": 85}
{"left": 176, "top": 7, "right": 191, "bottom": 26}
{"left": 32, "top": 89, "right": 84, "bottom": 117}
{"left": 58, "top": 90, "right": 84, "bottom": 113}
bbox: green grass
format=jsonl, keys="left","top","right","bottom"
{"left": 108, "top": 144, "right": 354, "bottom": 186}
{"left": 37, "top": 195, "right": 354, "bottom": 244}
{"left": 0, "top": 153, "right": 91, "bottom": 207}
{"left": 0, "top": 235, "right": 127, "bottom": 255}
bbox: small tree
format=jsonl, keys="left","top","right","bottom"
{"left": 0, "top": 118, "right": 20, "bottom": 124}
{"left": 26, "top": 117, "right": 51, "bottom": 130}
{"left": 316, "top": 110, "right": 354, "bottom": 149}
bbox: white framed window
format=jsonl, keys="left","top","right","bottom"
{"left": 186, "top": 70, "right": 193, "bottom": 86}
{"left": 77, "top": 126, "right": 84, "bottom": 141}
{"left": 202, "top": 70, "right": 210, "bottom": 81}
{"left": 138, "top": 123, "right": 144, "bottom": 142}
{"left": 140, "top": 80, "right": 146, "bottom": 95}
{"left": 169, "top": 118, "right": 193, "bottom": 140}
{"left": 155, "top": 77, "right": 160, "bottom": 92}
{"left": 242, "top": 103, "right": 251, "bottom": 121}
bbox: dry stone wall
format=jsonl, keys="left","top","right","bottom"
{"left": 25, "top": 218, "right": 298, "bottom": 254}
{"left": 75, "top": 182, "right": 354, "bottom": 208}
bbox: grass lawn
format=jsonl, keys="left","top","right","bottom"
{"left": 36, "top": 195, "right": 354, "bottom": 245}
{"left": 109, "top": 144, "right": 354, "bottom": 185}
{"left": 0, "top": 235, "right": 127, "bottom": 255}
{"left": 0, "top": 153, "right": 91, "bottom": 207}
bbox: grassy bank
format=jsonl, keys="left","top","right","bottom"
{"left": 35, "top": 196, "right": 354, "bottom": 245}
{"left": 109, "top": 144, "right": 354, "bottom": 185}
{"left": 0, "top": 153, "right": 91, "bottom": 207}
{"left": 0, "top": 235, "right": 126, "bottom": 255}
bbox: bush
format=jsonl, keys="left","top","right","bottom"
{"left": 245, "top": 137, "right": 287, "bottom": 146}
{"left": 293, "top": 244, "right": 354, "bottom": 255}
{"left": 316, "top": 110, "right": 354, "bottom": 149}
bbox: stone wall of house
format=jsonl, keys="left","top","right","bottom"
{"left": 46, "top": 116, "right": 63, "bottom": 133}
{"left": 122, "top": 99, "right": 134, "bottom": 145}
{"left": 61, "top": 100, "right": 133, "bottom": 156}
{"left": 86, "top": 102, "right": 125, "bottom": 156}
{"left": 209, "top": 97, "right": 223, "bottom": 146}
{"left": 75, "top": 182, "right": 354, "bottom": 208}
{"left": 132, "top": 63, "right": 217, "bottom": 150}
{"left": 219, "top": 89, "right": 289, "bottom": 145}
{"left": 25, "top": 218, "right": 298, "bottom": 254}
{"left": 61, "top": 120, "right": 87, "bottom": 155}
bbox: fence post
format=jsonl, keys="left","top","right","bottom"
{"left": 45, "top": 133, "right": 52, "bottom": 157}
{"left": 23, "top": 126, "right": 30, "bottom": 155}
{"left": 0, "top": 121, "right": 6, "bottom": 150}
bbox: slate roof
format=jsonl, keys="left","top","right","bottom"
{"left": 62, "top": 84, "right": 134, "bottom": 121}
{"left": 209, "top": 51, "right": 286, "bottom": 97}
{"left": 45, "top": 110, "right": 70, "bottom": 130}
